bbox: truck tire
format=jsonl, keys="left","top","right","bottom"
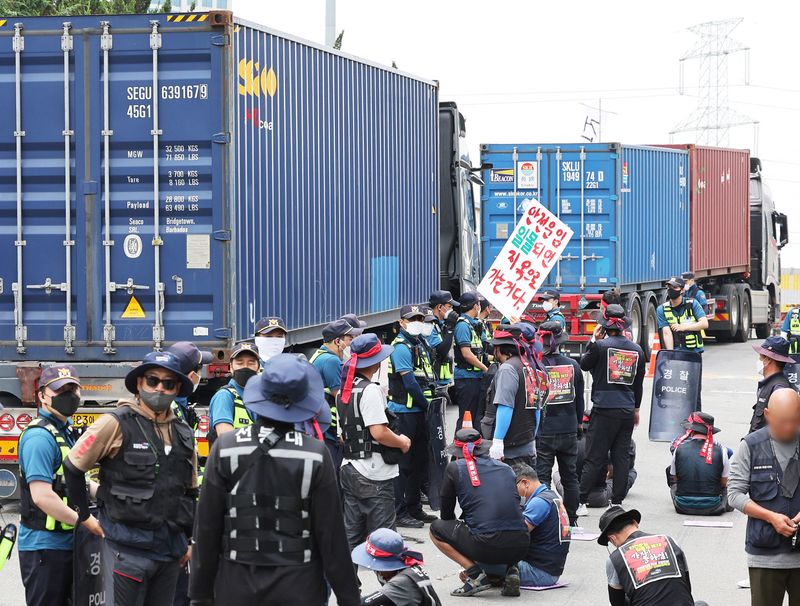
{"left": 640, "top": 292, "right": 658, "bottom": 359}
{"left": 735, "top": 285, "right": 752, "bottom": 342}
{"left": 716, "top": 284, "right": 740, "bottom": 341}
{"left": 625, "top": 295, "right": 642, "bottom": 352}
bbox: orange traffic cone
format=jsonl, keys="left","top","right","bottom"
{"left": 462, "top": 410, "right": 474, "bottom": 429}
{"left": 646, "top": 333, "right": 661, "bottom": 378}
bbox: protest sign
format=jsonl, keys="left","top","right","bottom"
{"left": 607, "top": 348, "right": 640, "bottom": 386}
{"left": 546, "top": 365, "right": 576, "bottom": 405}
{"left": 478, "top": 198, "right": 573, "bottom": 322}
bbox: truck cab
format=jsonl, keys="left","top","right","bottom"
{"left": 438, "top": 102, "right": 482, "bottom": 295}
{"left": 749, "top": 157, "right": 788, "bottom": 335}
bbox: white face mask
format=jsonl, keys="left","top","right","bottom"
{"left": 342, "top": 345, "right": 352, "bottom": 360}
{"left": 757, "top": 358, "right": 766, "bottom": 377}
{"left": 421, "top": 323, "right": 435, "bottom": 337}
{"left": 542, "top": 301, "right": 554, "bottom": 312}
{"left": 406, "top": 321, "right": 425, "bottom": 336}
{"left": 256, "top": 336, "right": 285, "bottom": 362}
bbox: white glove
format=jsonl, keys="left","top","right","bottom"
{"left": 489, "top": 439, "right": 505, "bottom": 460}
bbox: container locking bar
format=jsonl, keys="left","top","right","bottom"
{"left": 26, "top": 278, "right": 68, "bottom": 295}
{"left": 109, "top": 278, "right": 150, "bottom": 295}
{"left": 579, "top": 147, "right": 586, "bottom": 291}
{"left": 13, "top": 23, "right": 26, "bottom": 354}
{"left": 62, "top": 22, "right": 75, "bottom": 354}
{"left": 150, "top": 21, "right": 165, "bottom": 349}
{"left": 101, "top": 21, "right": 115, "bottom": 354}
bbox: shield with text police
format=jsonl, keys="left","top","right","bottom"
{"left": 649, "top": 350, "right": 702, "bottom": 442}
{"left": 426, "top": 396, "right": 448, "bottom": 511}
{"left": 784, "top": 362, "right": 800, "bottom": 391}
{"left": 73, "top": 524, "right": 114, "bottom": 606}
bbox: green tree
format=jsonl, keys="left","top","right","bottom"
{"left": 160, "top": 0, "right": 171, "bottom": 12}
{"left": 333, "top": 29, "right": 344, "bottom": 50}
{"left": 0, "top": 0, "right": 152, "bottom": 16}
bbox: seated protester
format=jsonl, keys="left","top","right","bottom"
{"left": 208, "top": 341, "right": 260, "bottom": 440}
{"left": 351, "top": 528, "right": 442, "bottom": 606}
{"left": 599, "top": 507, "right": 707, "bottom": 606}
{"left": 514, "top": 464, "right": 570, "bottom": 589}
{"left": 557, "top": 435, "right": 637, "bottom": 509}
{"left": 430, "top": 429, "right": 529, "bottom": 597}
{"left": 668, "top": 412, "right": 730, "bottom": 516}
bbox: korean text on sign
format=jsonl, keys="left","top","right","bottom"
{"left": 478, "top": 199, "right": 573, "bottom": 321}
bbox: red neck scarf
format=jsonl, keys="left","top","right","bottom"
{"left": 454, "top": 438, "right": 482, "bottom": 486}
{"left": 340, "top": 342, "right": 383, "bottom": 405}
{"left": 671, "top": 413, "right": 715, "bottom": 464}
{"left": 365, "top": 539, "right": 424, "bottom": 567}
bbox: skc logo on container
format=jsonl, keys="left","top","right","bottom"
{"left": 238, "top": 59, "right": 278, "bottom": 98}
{"left": 517, "top": 161, "right": 538, "bottom": 190}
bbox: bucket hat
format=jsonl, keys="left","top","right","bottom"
{"left": 351, "top": 528, "right": 424, "bottom": 572}
{"left": 125, "top": 351, "right": 194, "bottom": 398}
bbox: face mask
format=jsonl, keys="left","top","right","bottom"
{"left": 757, "top": 358, "right": 766, "bottom": 377}
{"left": 342, "top": 346, "right": 352, "bottom": 360}
{"left": 139, "top": 390, "right": 174, "bottom": 413}
{"left": 421, "top": 323, "right": 435, "bottom": 337}
{"left": 406, "top": 321, "right": 425, "bottom": 336}
{"left": 233, "top": 367, "right": 258, "bottom": 388}
{"left": 256, "top": 336, "right": 285, "bottom": 362}
{"left": 542, "top": 301, "right": 554, "bottom": 312}
{"left": 375, "top": 572, "right": 388, "bottom": 587}
{"left": 50, "top": 391, "right": 81, "bottom": 417}
{"left": 667, "top": 289, "right": 682, "bottom": 301}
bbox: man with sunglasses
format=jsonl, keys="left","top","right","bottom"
{"left": 64, "top": 351, "right": 198, "bottom": 606}
{"left": 18, "top": 365, "right": 97, "bottom": 606}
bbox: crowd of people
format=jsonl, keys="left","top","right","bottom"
{"left": 12, "top": 279, "right": 800, "bottom": 606}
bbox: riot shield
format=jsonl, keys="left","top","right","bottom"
{"left": 784, "top": 362, "right": 800, "bottom": 391}
{"left": 649, "top": 350, "right": 702, "bottom": 442}
{"left": 73, "top": 524, "right": 114, "bottom": 606}
{"left": 426, "top": 396, "right": 448, "bottom": 511}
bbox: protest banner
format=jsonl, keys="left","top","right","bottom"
{"left": 546, "top": 365, "right": 576, "bottom": 405}
{"left": 619, "top": 534, "right": 682, "bottom": 589}
{"left": 478, "top": 198, "right": 573, "bottom": 322}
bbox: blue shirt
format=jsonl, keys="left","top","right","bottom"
{"left": 656, "top": 299, "right": 707, "bottom": 353}
{"left": 523, "top": 484, "right": 554, "bottom": 528}
{"left": 454, "top": 314, "right": 484, "bottom": 380}
{"left": 782, "top": 310, "right": 797, "bottom": 333}
{"left": 209, "top": 379, "right": 249, "bottom": 429}
{"left": 546, "top": 308, "right": 567, "bottom": 329}
{"left": 687, "top": 285, "right": 708, "bottom": 309}
{"left": 388, "top": 339, "right": 424, "bottom": 414}
{"left": 18, "top": 410, "right": 76, "bottom": 551}
{"left": 311, "top": 346, "right": 342, "bottom": 392}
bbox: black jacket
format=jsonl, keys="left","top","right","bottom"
{"left": 750, "top": 372, "right": 792, "bottom": 433}
{"left": 580, "top": 335, "right": 645, "bottom": 409}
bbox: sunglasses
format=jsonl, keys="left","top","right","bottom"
{"left": 143, "top": 374, "right": 178, "bottom": 391}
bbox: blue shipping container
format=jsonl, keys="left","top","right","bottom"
{"left": 480, "top": 143, "right": 689, "bottom": 292}
{"left": 0, "top": 12, "right": 439, "bottom": 362}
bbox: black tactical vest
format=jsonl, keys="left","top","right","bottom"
{"left": 97, "top": 406, "right": 195, "bottom": 534}
{"left": 485, "top": 355, "right": 537, "bottom": 447}
{"left": 674, "top": 439, "right": 724, "bottom": 498}
{"left": 339, "top": 376, "right": 401, "bottom": 464}
{"left": 217, "top": 424, "right": 327, "bottom": 566}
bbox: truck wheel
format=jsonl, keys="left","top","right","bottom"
{"left": 735, "top": 286, "right": 752, "bottom": 342}
{"left": 716, "top": 284, "right": 740, "bottom": 341}
{"left": 640, "top": 292, "right": 658, "bottom": 359}
{"left": 626, "top": 296, "right": 642, "bottom": 351}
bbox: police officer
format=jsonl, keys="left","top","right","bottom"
{"left": 208, "top": 340, "right": 261, "bottom": 440}
{"left": 430, "top": 429, "right": 530, "bottom": 597}
{"left": 341, "top": 313, "right": 367, "bottom": 331}
{"left": 167, "top": 341, "right": 213, "bottom": 430}
{"left": 254, "top": 316, "right": 288, "bottom": 364}
{"left": 539, "top": 290, "right": 566, "bottom": 330}
{"left": 599, "top": 507, "right": 704, "bottom": 606}
{"left": 781, "top": 305, "right": 800, "bottom": 355}
{"left": 657, "top": 277, "right": 709, "bottom": 355}
{"left": 18, "top": 365, "right": 92, "bottom": 606}
{"left": 389, "top": 305, "right": 437, "bottom": 528}
{"left": 682, "top": 271, "right": 708, "bottom": 309}
{"left": 480, "top": 326, "right": 539, "bottom": 468}
{"left": 536, "top": 321, "right": 585, "bottom": 524}
{"left": 751, "top": 336, "right": 794, "bottom": 433}
{"left": 668, "top": 413, "right": 730, "bottom": 516}
{"left": 453, "top": 292, "right": 488, "bottom": 432}
{"left": 64, "top": 351, "right": 197, "bottom": 606}
{"left": 189, "top": 354, "right": 360, "bottom": 606}
{"left": 578, "top": 305, "right": 645, "bottom": 514}
{"left": 310, "top": 319, "right": 363, "bottom": 469}
{"left": 425, "top": 290, "right": 460, "bottom": 391}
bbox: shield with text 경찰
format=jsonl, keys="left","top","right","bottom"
{"left": 648, "top": 350, "right": 702, "bottom": 442}
{"left": 426, "top": 397, "right": 448, "bottom": 511}
{"left": 73, "top": 524, "right": 115, "bottom": 606}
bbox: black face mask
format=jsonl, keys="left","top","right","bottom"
{"left": 233, "top": 368, "right": 258, "bottom": 388}
{"left": 667, "top": 289, "right": 682, "bottom": 300}
{"left": 50, "top": 391, "right": 81, "bottom": 417}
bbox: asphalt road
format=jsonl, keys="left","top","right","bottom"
{"left": 0, "top": 339, "right": 767, "bottom": 605}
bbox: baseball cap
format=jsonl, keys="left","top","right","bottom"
{"left": 40, "top": 364, "right": 81, "bottom": 392}
{"left": 429, "top": 290, "right": 459, "bottom": 308}
{"left": 255, "top": 316, "right": 287, "bottom": 336}
{"left": 341, "top": 313, "right": 367, "bottom": 329}
{"left": 322, "top": 319, "right": 361, "bottom": 342}
{"left": 539, "top": 289, "right": 560, "bottom": 301}
{"left": 457, "top": 292, "right": 480, "bottom": 311}
{"left": 400, "top": 304, "right": 427, "bottom": 320}
{"left": 166, "top": 341, "right": 213, "bottom": 374}
{"left": 230, "top": 340, "right": 260, "bottom": 361}
{"left": 666, "top": 277, "right": 686, "bottom": 290}
{"left": 681, "top": 272, "right": 695, "bottom": 280}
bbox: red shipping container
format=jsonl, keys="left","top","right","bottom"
{"left": 662, "top": 145, "right": 750, "bottom": 277}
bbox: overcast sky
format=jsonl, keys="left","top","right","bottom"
{"left": 233, "top": 0, "right": 800, "bottom": 266}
